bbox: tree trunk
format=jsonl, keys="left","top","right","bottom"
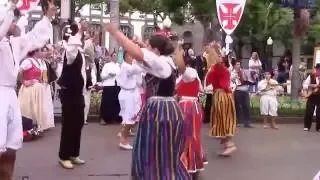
{"left": 291, "top": 35, "right": 301, "bottom": 100}
{"left": 109, "top": 0, "right": 120, "bottom": 51}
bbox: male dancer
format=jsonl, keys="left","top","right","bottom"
{"left": 0, "top": 0, "right": 55, "bottom": 179}
{"left": 57, "top": 22, "right": 87, "bottom": 169}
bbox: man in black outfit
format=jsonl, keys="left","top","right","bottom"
{"left": 57, "top": 22, "right": 87, "bottom": 169}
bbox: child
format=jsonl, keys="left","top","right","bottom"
{"left": 117, "top": 52, "right": 142, "bottom": 150}
{"left": 258, "top": 70, "right": 283, "bottom": 129}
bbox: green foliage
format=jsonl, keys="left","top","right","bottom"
{"left": 250, "top": 96, "right": 305, "bottom": 116}
{"left": 235, "top": 0, "right": 293, "bottom": 48}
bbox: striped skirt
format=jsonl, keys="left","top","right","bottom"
{"left": 210, "top": 89, "right": 236, "bottom": 138}
{"left": 179, "top": 97, "right": 206, "bottom": 173}
{"left": 131, "top": 96, "right": 191, "bottom": 180}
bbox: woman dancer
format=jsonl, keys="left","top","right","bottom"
{"left": 104, "top": 23, "right": 191, "bottom": 179}
{"left": 117, "top": 52, "right": 142, "bottom": 150}
{"left": 175, "top": 47, "right": 207, "bottom": 175}
{"left": 19, "top": 49, "right": 54, "bottom": 131}
{"left": 205, "top": 43, "right": 237, "bottom": 156}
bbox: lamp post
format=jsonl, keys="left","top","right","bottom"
{"left": 267, "top": 36, "right": 273, "bottom": 70}
{"left": 108, "top": 0, "right": 120, "bottom": 52}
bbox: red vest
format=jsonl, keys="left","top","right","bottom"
{"left": 176, "top": 79, "right": 200, "bottom": 97}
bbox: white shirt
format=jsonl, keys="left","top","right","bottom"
{"left": 117, "top": 61, "right": 143, "bottom": 90}
{"left": 0, "top": 6, "right": 52, "bottom": 87}
{"left": 230, "top": 69, "right": 249, "bottom": 91}
{"left": 258, "top": 79, "right": 282, "bottom": 96}
{"left": 101, "top": 61, "right": 120, "bottom": 86}
{"left": 138, "top": 48, "right": 175, "bottom": 79}
{"left": 303, "top": 75, "right": 320, "bottom": 90}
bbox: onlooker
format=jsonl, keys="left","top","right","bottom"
{"left": 248, "top": 52, "right": 262, "bottom": 94}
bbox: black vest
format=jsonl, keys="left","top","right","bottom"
{"left": 145, "top": 70, "right": 176, "bottom": 100}
{"left": 57, "top": 51, "right": 84, "bottom": 95}
{"left": 311, "top": 74, "right": 317, "bottom": 85}
{"left": 86, "top": 66, "right": 93, "bottom": 89}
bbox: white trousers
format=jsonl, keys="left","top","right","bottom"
{"left": 0, "top": 86, "right": 23, "bottom": 153}
{"left": 260, "top": 95, "right": 278, "bottom": 117}
{"left": 118, "top": 88, "right": 141, "bottom": 125}
{"left": 84, "top": 90, "right": 91, "bottom": 123}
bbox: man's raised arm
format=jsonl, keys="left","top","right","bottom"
{"left": 0, "top": 1, "right": 16, "bottom": 41}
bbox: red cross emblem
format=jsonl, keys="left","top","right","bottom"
{"left": 216, "top": 0, "right": 246, "bottom": 35}
{"left": 18, "top": 0, "right": 40, "bottom": 11}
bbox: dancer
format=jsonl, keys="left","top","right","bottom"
{"left": 231, "top": 60, "right": 253, "bottom": 128}
{"left": 205, "top": 42, "right": 237, "bottom": 156}
{"left": 117, "top": 52, "right": 142, "bottom": 150}
{"left": 57, "top": 22, "right": 86, "bottom": 169}
{"left": 104, "top": 23, "right": 191, "bottom": 179}
{"left": 0, "top": 0, "right": 55, "bottom": 179}
{"left": 18, "top": 49, "right": 54, "bottom": 131}
{"left": 302, "top": 64, "right": 320, "bottom": 131}
{"left": 258, "top": 70, "right": 283, "bottom": 129}
{"left": 175, "top": 47, "right": 207, "bottom": 175}
{"left": 99, "top": 51, "right": 121, "bottom": 125}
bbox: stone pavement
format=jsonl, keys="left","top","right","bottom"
{"left": 14, "top": 123, "right": 320, "bottom": 180}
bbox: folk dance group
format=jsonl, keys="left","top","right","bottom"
{"left": 0, "top": 1, "right": 287, "bottom": 180}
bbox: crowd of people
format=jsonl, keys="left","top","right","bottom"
{"left": 1, "top": 0, "right": 320, "bottom": 180}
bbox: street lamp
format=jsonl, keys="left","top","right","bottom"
{"left": 163, "top": 16, "right": 172, "bottom": 28}
{"left": 266, "top": 36, "right": 273, "bottom": 70}
{"left": 267, "top": 36, "right": 273, "bottom": 46}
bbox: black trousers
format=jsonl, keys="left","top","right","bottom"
{"left": 234, "top": 90, "right": 251, "bottom": 125}
{"left": 304, "top": 95, "right": 320, "bottom": 130}
{"left": 59, "top": 90, "right": 85, "bottom": 160}
{"left": 204, "top": 94, "right": 212, "bottom": 123}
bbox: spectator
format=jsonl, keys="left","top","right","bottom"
{"left": 248, "top": 52, "right": 262, "bottom": 94}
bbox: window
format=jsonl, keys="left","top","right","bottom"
{"left": 91, "top": 3, "right": 102, "bottom": 10}
{"left": 120, "top": 25, "right": 133, "bottom": 37}
{"left": 143, "top": 26, "right": 155, "bottom": 40}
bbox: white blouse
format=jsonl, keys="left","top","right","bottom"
{"left": 100, "top": 61, "right": 120, "bottom": 86}
{"left": 20, "top": 58, "right": 47, "bottom": 71}
{"left": 138, "top": 48, "right": 175, "bottom": 79}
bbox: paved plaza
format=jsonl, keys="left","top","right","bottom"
{"left": 13, "top": 123, "right": 320, "bottom": 180}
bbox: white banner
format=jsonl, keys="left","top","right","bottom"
{"left": 216, "top": 0, "right": 246, "bottom": 35}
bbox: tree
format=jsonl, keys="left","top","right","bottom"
{"left": 54, "top": 0, "right": 105, "bottom": 17}
{"left": 234, "top": 0, "right": 293, "bottom": 63}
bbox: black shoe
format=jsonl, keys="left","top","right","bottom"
{"left": 244, "top": 124, "right": 254, "bottom": 128}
